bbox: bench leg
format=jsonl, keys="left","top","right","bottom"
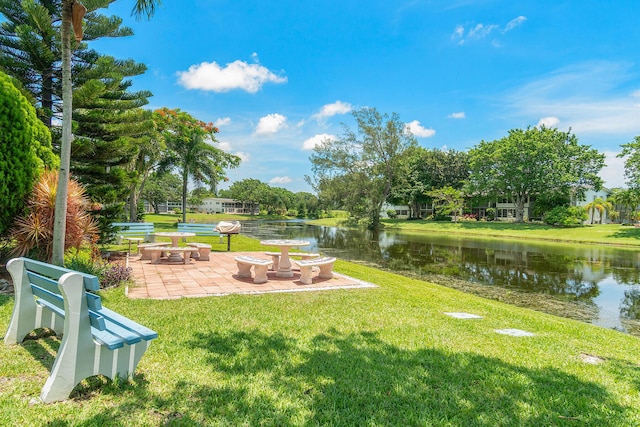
{"left": 269, "top": 254, "right": 280, "bottom": 271}
{"left": 237, "top": 262, "right": 252, "bottom": 278}
{"left": 182, "top": 251, "right": 191, "bottom": 265}
{"left": 253, "top": 265, "right": 269, "bottom": 284}
{"left": 150, "top": 251, "right": 162, "bottom": 264}
{"left": 299, "top": 266, "right": 313, "bottom": 285}
{"left": 318, "top": 262, "right": 335, "bottom": 279}
{"left": 198, "top": 248, "right": 210, "bottom": 261}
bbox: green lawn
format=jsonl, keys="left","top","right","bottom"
{"left": 1, "top": 235, "right": 640, "bottom": 425}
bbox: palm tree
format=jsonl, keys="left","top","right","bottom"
{"left": 154, "top": 108, "right": 241, "bottom": 224}
{"left": 610, "top": 188, "right": 640, "bottom": 224}
{"left": 52, "top": 0, "right": 160, "bottom": 265}
{"left": 584, "top": 197, "right": 613, "bottom": 224}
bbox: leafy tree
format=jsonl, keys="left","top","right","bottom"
{"left": 390, "top": 147, "right": 469, "bottom": 218}
{"left": 584, "top": 197, "right": 613, "bottom": 224}
{"left": 154, "top": 108, "right": 241, "bottom": 223}
{"left": 141, "top": 173, "right": 182, "bottom": 214}
{"left": 226, "top": 178, "right": 268, "bottom": 214}
{"left": 467, "top": 126, "right": 605, "bottom": 223}
{"left": 426, "top": 186, "right": 465, "bottom": 222}
{"left": 309, "top": 107, "right": 417, "bottom": 228}
{"left": 0, "top": 71, "right": 58, "bottom": 235}
{"left": 72, "top": 56, "right": 154, "bottom": 204}
{"left": 619, "top": 136, "right": 640, "bottom": 190}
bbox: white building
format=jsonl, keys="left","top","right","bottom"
{"left": 199, "top": 197, "right": 259, "bottom": 215}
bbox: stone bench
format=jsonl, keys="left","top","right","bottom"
{"left": 292, "top": 256, "right": 337, "bottom": 285}
{"left": 3, "top": 257, "right": 157, "bottom": 403}
{"left": 187, "top": 242, "right": 212, "bottom": 261}
{"left": 234, "top": 255, "right": 273, "bottom": 284}
{"left": 145, "top": 246, "right": 194, "bottom": 264}
{"left": 264, "top": 252, "right": 320, "bottom": 271}
{"left": 139, "top": 242, "right": 171, "bottom": 260}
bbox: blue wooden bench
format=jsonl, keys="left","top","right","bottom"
{"left": 177, "top": 222, "right": 220, "bottom": 237}
{"left": 112, "top": 222, "right": 155, "bottom": 244}
{"left": 3, "top": 257, "right": 158, "bottom": 403}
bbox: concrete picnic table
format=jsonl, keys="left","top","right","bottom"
{"left": 260, "top": 239, "right": 310, "bottom": 278}
{"left": 154, "top": 232, "right": 196, "bottom": 262}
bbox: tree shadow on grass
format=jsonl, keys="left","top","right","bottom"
{"left": 610, "top": 227, "right": 640, "bottom": 241}
{"left": 34, "top": 328, "right": 639, "bottom": 426}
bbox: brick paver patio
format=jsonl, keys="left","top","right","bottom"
{"left": 126, "top": 251, "right": 376, "bottom": 299}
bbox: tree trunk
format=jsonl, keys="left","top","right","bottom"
{"left": 129, "top": 183, "right": 138, "bottom": 221}
{"left": 182, "top": 170, "right": 188, "bottom": 223}
{"left": 51, "top": 0, "right": 74, "bottom": 266}
{"left": 514, "top": 196, "right": 525, "bottom": 223}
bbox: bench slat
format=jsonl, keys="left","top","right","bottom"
{"left": 32, "top": 289, "right": 107, "bottom": 331}
{"left": 177, "top": 223, "right": 220, "bottom": 236}
{"left": 97, "top": 307, "right": 159, "bottom": 341}
{"left": 25, "top": 259, "right": 100, "bottom": 291}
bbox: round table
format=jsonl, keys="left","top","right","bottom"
{"left": 260, "top": 239, "right": 310, "bottom": 278}
{"left": 154, "top": 232, "right": 196, "bottom": 262}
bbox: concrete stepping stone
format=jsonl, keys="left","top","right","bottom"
{"left": 495, "top": 328, "right": 535, "bottom": 337}
{"left": 444, "top": 312, "right": 483, "bottom": 319}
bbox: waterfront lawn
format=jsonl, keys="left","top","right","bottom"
{"left": 1, "top": 241, "right": 640, "bottom": 425}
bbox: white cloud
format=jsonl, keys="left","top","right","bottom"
{"left": 404, "top": 120, "right": 436, "bottom": 138}
{"left": 536, "top": 116, "right": 560, "bottom": 128}
{"left": 302, "top": 133, "right": 337, "bottom": 151}
{"left": 270, "top": 176, "right": 292, "bottom": 184}
{"left": 506, "top": 61, "right": 640, "bottom": 136}
{"left": 177, "top": 60, "right": 287, "bottom": 93}
{"left": 214, "top": 117, "right": 231, "bottom": 127}
{"left": 235, "top": 151, "right": 251, "bottom": 162}
{"left": 448, "top": 111, "right": 466, "bottom": 119}
{"left": 601, "top": 151, "right": 626, "bottom": 188}
{"left": 254, "top": 113, "right": 287, "bottom": 136}
{"left": 452, "top": 16, "right": 526, "bottom": 45}
{"left": 218, "top": 141, "right": 232, "bottom": 151}
{"left": 504, "top": 16, "right": 527, "bottom": 32}
{"left": 313, "top": 101, "right": 352, "bottom": 120}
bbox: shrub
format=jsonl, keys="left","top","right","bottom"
{"left": 485, "top": 208, "right": 496, "bottom": 221}
{"left": 386, "top": 209, "right": 397, "bottom": 219}
{"left": 100, "top": 263, "right": 133, "bottom": 289}
{"left": 544, "top": 206, "right": 587, "bottom": 226}
{"left": 10, "top": 170, "right": 99, "bottom": 262}
{"left": 0, "top": 72, "right": 57, "bottom": 235}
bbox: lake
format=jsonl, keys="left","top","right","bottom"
{"left": 240, "top": 220, "right": 640, "bottom": 336}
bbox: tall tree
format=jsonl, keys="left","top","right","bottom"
{"left": 52, "top": 0, "right": 160, "bottom": 265}
{"left": 309, "top": 107, "right": 417, "bottom": 229}
{"left": 619, "top": 136, "right": 640, "bottom": 190}
{"left": 390, "top": 147, "right": 469, "bottom": 218}
{"left": 226, "top": 178, "right": 267, "bottom": 215}
{"left": 467, "top": 126, "right": 605, "bottom": 223}
{"left": 154, "top": 108, "right": 241, "bottom": 223}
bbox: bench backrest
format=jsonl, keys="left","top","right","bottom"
{"left": 177, "top": 223, "right": 220, "bottom": 236}
{"left": 11, "top": 257, "right": 157, "bottom": 350}
{"left": 112, "top": 222, "right": 155, "bottom": 235}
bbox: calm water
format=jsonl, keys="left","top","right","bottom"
{"left": 240, "top": 220, "right": 640, "bottom": 335}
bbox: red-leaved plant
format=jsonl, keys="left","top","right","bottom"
{"left": 10, "top": 170, "right": 99, "bottom": 262}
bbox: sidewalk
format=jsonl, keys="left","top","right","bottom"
{"left": 126, "top": 251, "right": 376, "bottom": 299}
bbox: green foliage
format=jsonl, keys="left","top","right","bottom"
{"left": 142, "top": 172, "right": 182, "bottom": 214}
{"left": 386, "top": 209, "right": 398, "bottom": 219}
{"left": 0, "top": 71, "right": 57, "bottom": 235}
{"left": 65, "top": 249, "right": 132, "bottom": 289}
{"left": 485, "top": 207, "right": 496, "bottom": 221}
{"left": 426, "top": 186, "right": 465, "bottom": 222}
{"left": 544, "top": 206, "right": 587, "bottom": 227}
{"left": 468, "top": 126, "right": 605, "bottom": 223}
{"left": 619, "top": 136, "right": 640, "bottom": 190}
{"left": 309, "top": 107, "right": 417, "bottom": 229}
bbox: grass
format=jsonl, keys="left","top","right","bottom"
{"left": 1, "top": 235, "right": 640, "bottom": 425}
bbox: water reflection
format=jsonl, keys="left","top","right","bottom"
{"left": 240, "top": 220, "right": 640, "bottom": 335}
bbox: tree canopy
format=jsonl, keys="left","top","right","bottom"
{"left": 467, "top": 126, "right": 605, "bottom": 222}
{"left": 308, "top": 107, "right": 417, "bottom": 228}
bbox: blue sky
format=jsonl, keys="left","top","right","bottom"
{"left": 92, "top": 0, "right": 640, "bottom": 193}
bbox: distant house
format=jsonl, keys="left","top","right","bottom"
{"left": 199, "top": 197, "right": 259, "bottom": 215}
{"left": 382, "top": 187, "right": 613, "bottom": 223}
